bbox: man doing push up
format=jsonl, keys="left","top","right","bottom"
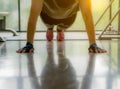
{"left": 17, "top": 0, "right": 107, "bottom": 53}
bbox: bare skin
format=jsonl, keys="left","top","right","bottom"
{"left": 16, "top": 0, "right": 107, "bottom": 53}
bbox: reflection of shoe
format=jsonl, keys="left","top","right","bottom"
{"left": 46, "top": 28, "right": 53, "bottom": 41}
{"left": 57, "top": 31, "right": 64, "bottom": 41}
{"left": 47, "top": 41, "right": 53, "bottom": 55}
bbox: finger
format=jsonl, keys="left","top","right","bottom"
{"left": 29, "top": 49, "right": 34, "bottom": 53}
{"left": 89, "top": 49, "right": 93, "bottom": 53}
{"left": 103, "top": 50, "right": 107, "bottom": 53}
{"left": 97, "top": 49, "right": 102, "bottom": 53}
{"left": 104, "top": 49, "right": 107, "bottom": 53}
{"left": 20, "top": 50, "right": 26, "bottom": 53}
{"left": 16, "top": 50, "right": 20, "bottom": 53}
{"left": 101, "top": 50, "right": 104, "bottom": 53}
{"left": 16, "top": 49, "right": 23, "bottom": 53}
{"left": 95, "top": 49, "right": 98, "bottom": 53}
{"left": 98, "top": 49, "right": 107, "bottom": 53}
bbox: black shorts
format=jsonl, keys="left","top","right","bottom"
{"left": 40, "top": 12, "right": 76, "bottom": 28}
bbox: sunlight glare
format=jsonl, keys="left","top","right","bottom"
{"left": 92, "top": 0, "right": 108, "bottom": 11}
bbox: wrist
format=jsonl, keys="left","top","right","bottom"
{"left": 26, "top": 42, "right": 33, "bottom": 47}
{"left": 90, "top": 43, "right": 97, "bottom": 48}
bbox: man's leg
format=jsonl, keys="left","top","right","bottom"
{"left": 40, "top": 12, "right": 55, "bottom": 41}
{"left": 57, "top": 25, "right": 65, "bottom": 41}
{"left": 57, "top": 14, "right": 76, "bottom": 41}
{"left": 46, "top": 24, "right": 54, "bottom": 41}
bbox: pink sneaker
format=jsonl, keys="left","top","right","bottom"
{"left": 57, "top": 31, "right": 64, "bottom": 41}
{"left": 46, "top": 28, "right": 53, "bottom": 41}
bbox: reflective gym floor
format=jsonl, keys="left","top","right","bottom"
{"left": 0, "top": 39, "right": 120, "bottom": 89}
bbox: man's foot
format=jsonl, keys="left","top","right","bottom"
{"left": 57, "top": 30, "right": 64, "bottom": 41}
{"left": 46, "top": 28, "right": 53, "bottom": 41}
{"left": 16, "top": 42, "right": 34, "bottom": 53}
{"left": 88, "top": 43, "right": 107, "bottom": 53}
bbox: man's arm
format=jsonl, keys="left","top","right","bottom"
{"left": 16, "top": 0, "right": 44, "bottom": 53}
{"left": 78, "top": 0, "right": 95, "bottom": 45}
{"left": 27, "top": 0, "right": 44, "bottom": 43}
{"left": 78, "top": 0, "right": 106, "bottom": 53}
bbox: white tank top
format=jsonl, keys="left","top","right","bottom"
{"left": 42, "top": 0, "right": 79, "bottom": 19}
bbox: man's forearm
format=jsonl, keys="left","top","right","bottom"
{"left": 78, "top": 0, "right": 96, "bottom": 45}
{"left": 27, "top": 0, "right": 44, "bottom": 43}
{"left": 81, "top": 9, "right": 96, "bottom": 45}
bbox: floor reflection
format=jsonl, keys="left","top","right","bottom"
{"left": 0, "top": 43, "right": 6, "bottom": 56}
{"left": 1, "top": 40, "right": 120, "bottom": 89}
{"left": 26, "top": 41, "right": 79, "bottom": 89}
{"left": 26, "top": 54, "right": 41, "bottom": 89}
{"left": 81, "top": 54, "right": 96, "bottom": 89}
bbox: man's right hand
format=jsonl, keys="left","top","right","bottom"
{"left": 16, "top": 42, "right": 34, "bottom": 53}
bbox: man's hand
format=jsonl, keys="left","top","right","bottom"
{"left": 16, "top": 47, "right": 34, "bottom": 53}
{"left": 88, "top": 43, "right": 107, "bottom": 53}
{"left": 16, "top": 42, "right": 34, "bottom": 53}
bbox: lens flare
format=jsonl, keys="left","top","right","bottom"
{"left": 92, "top": 0, "right": 108, "bottom": 11}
